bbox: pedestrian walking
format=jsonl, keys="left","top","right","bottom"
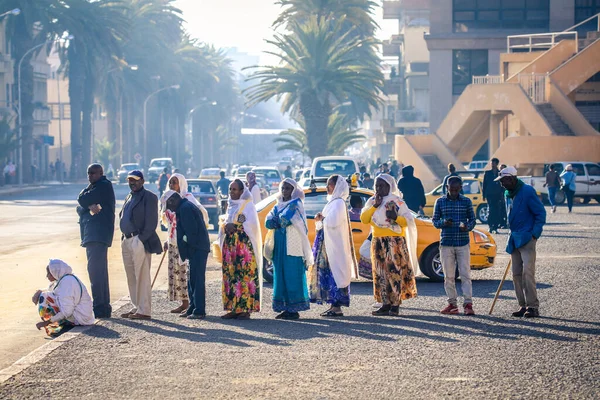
{"left": 432, "top": 176, "right": 477, "bottom": 315}
{"left": 218, "top": 180, "right": 263, "bottom": 320}
{"left": 560, "top": 164, "right": 577, "bottom": 213}
{"left": 283, "top": 165, "right": 293, "bottom": 179}
{"left": 441, "top": 163, "right": 459, "bottom": 195}
{"left": 309, "top": 175, "right": 357, "bottom": 317}
{"left": 32, "top": 259, "right": 95, "bottom": 337}
{"left": 483, "top": 158, "right": 505, "bottom": 233}
{"left": 397, "top": 165, "right": 426, "bottom": 215}
{"left": 361, "top": 174, "right": 419, "bottom": 316}
{"left": 216, "top": 170, "right": 231, "bottom": 197}
{"left": 376, "top": 163, "right": 389, "bottom": 177}
{"left": 544, "top": 164, "right": 561, "bottom": 213}
{"left": 496, "top": 166, "right": 546, "bottom": 318}
{"left": 119, "top": 170, "right": 162, "bottom": 320}
{"left": 157, "top": 167, "right": 169, "bottom": 197}
{"left": 265, "top": 178, "right": 314, "bottom": 320}
{"left": 361, "top": 172, "right": 374, "bottom": 190}
{"left": 246, "top": 171, "right": 262, "bottom": 204}
{"left": 159, "top": 173, "right": 209, "bottom": 315}
{"left": 390, "top": 160, "right": 400, "bottom": 179}
{"left": 76, "top": 163, "right": 115, "bottom": 318}
{"left": 164, "top": 190, "right": 210, "bottom": 319}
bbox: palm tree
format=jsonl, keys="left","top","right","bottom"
{"left": 245, "top": 16, "right": 383, "bottom": 159}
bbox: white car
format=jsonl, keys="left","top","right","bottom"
{"left": 310, "top": 156, "right": 359, "bottom": 179}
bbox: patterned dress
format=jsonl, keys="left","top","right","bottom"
{"left": 309, "top": 230, "right": 350, "bottom": 307}
{"left": 221, "top": 224, "right": 261, "bottom": 313}
{"left": 38, "top": 291, "right": 73, "bottom": 336}
{"left": 371, "top": 236, "right": 417, "bottom": 305}
{"left": 164, "top": 209, "right": 189, "bottom": 302}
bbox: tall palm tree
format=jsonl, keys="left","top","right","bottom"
{"left": 245, "top": 16, "right": 383, "bottom": 159}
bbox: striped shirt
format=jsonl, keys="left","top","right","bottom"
{"left": 432, "top": 194, "right": 476, "bottom": 247}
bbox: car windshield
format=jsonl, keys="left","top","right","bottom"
{"left": 254, "top": 170, "right": 280, "bottom": 179}
{"left": 150, "top": 160, "right": 170, "bottom": 168}
{"left": 237, "top": 166, "right": 253, "bottom": 175}
{"left": 188, "top": 181, "right": 215, "bottom": 194}
{"left": 314, "top": 160, "right": 355, "bottom": 177}
{"left": 200, "top": 169, "right": 220, "bottom": 176}
{"left": 121, "top": 164, "right": 137, "bottom": 171}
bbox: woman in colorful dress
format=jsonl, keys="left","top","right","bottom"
{"left": 309, "top": 175, "right": 357, "bottom": 317}
{"left": 160, "top": 173, "right": 209, "bottom": 314}
{"left": 265, "top": 178, "right": 314, "bottom": 320}
{"left": 219, "top": 179, "right": 263, "bottom": 319}
{"left": 360, "top": 174, "right": 419, "bottom": 316}
{"left": 32, "top": 259, "right": 95, "bottom": 336}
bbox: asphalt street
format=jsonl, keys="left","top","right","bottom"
{"left": 0, "top": 188, "right": 599, "bottom": 399}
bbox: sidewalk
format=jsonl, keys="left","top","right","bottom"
{"left": 0, "top": 180, "right": 88, "bottom": 196}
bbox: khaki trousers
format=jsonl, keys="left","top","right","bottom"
{"left": 440, "top": 244, "right": 472, "bottom": 306}
{"left": 122, "top": 236, "right": 152, "bottom": 316}
{"left": 511, "top": 238, "right": 539, "bottom": 309}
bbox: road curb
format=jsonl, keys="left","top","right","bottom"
{"left": 0, "top": 296, "right": 131, "bottom": 385}
{"left": 0, "top": 185, "right": 48, "bottom": 197}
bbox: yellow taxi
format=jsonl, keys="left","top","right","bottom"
{"left": 423, "top": 177, "right": 489, "bottom": 224}
{"left": 255, "top": 184, "right": 496, "bottom": 282}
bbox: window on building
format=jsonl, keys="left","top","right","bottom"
{"left": 452, "top": 50, "right": 488, "bottom": 95}
{"left": 453, "top": 0, "right": 549, "bottom": 32}
{"left": 575, "top": 0, "right": 600, "bottom": 32}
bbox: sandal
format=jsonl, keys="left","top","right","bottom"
{"left": 236, "top": 312, "right": 251, "bottom": 320}
{"left": 221, "top": 312, "right": 238, "bottom": 320}
{"left": 170, "top": 305, "right": 187, "bottom": 314}
{"left": 372, "top": 305, "right": 391, "bottom": 316}
{"left": 320, "top": 309, "right": 344, "bottom": 317}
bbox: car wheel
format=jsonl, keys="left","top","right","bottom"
{"left": 595, "top": 196, "right": 600, "bottom": 204}
{"left": 419, "top": 245, "right": 443, "bottom": 282}
{"left": 476, "top": 204, "right": 489, "bottom": 224}
{"left": 262, "top": 258, "right": 274, "bottom": 283}
{"left": 554, "top": 190, "right": 566, "bottom": 205}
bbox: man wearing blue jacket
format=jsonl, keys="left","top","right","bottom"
{"left": 496, "top": 166, "right": 546, "bottom": 318}
{"left": 164, "top": 190, "right": 210, "bottom": 320}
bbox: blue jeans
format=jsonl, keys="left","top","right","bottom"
{"left": 565, "top": 189, "right": 575, "bottom": 212}
{"left": 547, "top": 187, "right": 557, "bottom": 207}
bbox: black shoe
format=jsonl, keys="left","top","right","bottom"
{"left": 372, "top": 305, "right": 391, "bottom": 316}
{"left": 282, "top": 312, "right": 299, "bottom": 320}
{"left": 512, "top": 307, "right": 527, "bottom": 317}
{"left": 524, "top": 308, "right": 540, "bottom": 318}
{"left": 275, "top": 311, "right": 288, "bottom": 320}
{"left": 389, "top": 306, "right": 400, "bottom": 316}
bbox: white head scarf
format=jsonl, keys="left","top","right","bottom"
{"left": 364, "top": 174, "right": 420, "bottom": 276}
{"left": 161, "top": 174, "right": 209, "bottom": 232}
{"left": 320, "top": 175, "right": 357, "bottom": 287}
{"left": 274, "top": 178, "right": 314, "bottom": 267}
{"left": 48, "top": 259, "right": 73, "bottom": 280}
{"left": 219, "top": 181, "right": 263, "bottom": 302}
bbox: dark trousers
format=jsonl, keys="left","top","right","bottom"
{"left": 86, "top": 242, "right": 112, "bottom": 317}
{"left": 187, "top": 249, "right": 209, "bottom": 316}
{"left": 565, "top": 189, "right": 575, "bottom": 212}
{"left": 487, "top": 196, "right": 504, "bottom": 230}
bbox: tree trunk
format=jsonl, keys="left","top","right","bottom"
{"left": 81, "top": 64, "right": 96, "bottom": 169}
{"left": 106, "top": 83, "right": 119, "bottom": 168}
{"left": 68, "top": 41, "right": 85, "bottom": 179}
{"left": 300, "top": 92, "right": 330, "bottom": 160}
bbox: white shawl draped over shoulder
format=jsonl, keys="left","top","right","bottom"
{"left": 218, "top": 187, "right": 264, "bottom": 287}
{"left": 364, "top": 174, "right": 421, "bottom": 276}
{"left": 319, "top": 176, "right": 356, "bottom": 288}
{"left": 277, "top": 178, "right": 314, "bottom": 267}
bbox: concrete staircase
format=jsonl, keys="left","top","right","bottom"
{"left": 579, "top": 30, "right": 600, "bottom": 50}
{"left": 421, "top": 154, "right": 448, "bottom": 181}
{"left": 535, "top": 104, "right": 576, "bottom": 136}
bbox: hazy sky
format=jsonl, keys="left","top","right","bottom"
{"left": 174, "top": 0, "right": 396, "bottom": 60}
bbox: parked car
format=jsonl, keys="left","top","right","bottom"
{"left": 186, "top": 179, "right": 220, "bottom": 228}
{"left": 310, "top": 156, "right": 359, "bottom": 179}
{"left": 199, "top": 168, "right": 223, "bottom": 183}
{"left": 423, "top": 177, "right": 489, "bottom": 224}
{"left": 294, "top": 167, "right": 310, "bottom": 181}
{"left": 465, "top": 160, "right": 488, "bottom": 171}
{"left": 527, "top": 162, "right": 600, "bottom": 204}
{"left": 117, "top": 163, "right": 141, "bottom": 183}
{"left": 251, "top": 166, "right": 282, "bottom": 192}
{"left": 255, "top": 186, "right": 497, "bottom": 283}
{"left": 231, "top": 165, "right": 254, "bottom": 179}
{"left": 147, "top": 158, "right": 173, "bottom": 182}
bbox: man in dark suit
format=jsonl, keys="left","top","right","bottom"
{"left": 165, "top": 190, "right": 210, "bottom": 320}
{"left": 77, "top": 164, "right": 116, "bottom": 318}
{"left": 483, "top": 158, "right": 505, "bottom": 233}
{"left": 397, "top": 165, "right": 426, "bottom": 214}
{"left": 119, "top": 170, "right": 162, "bottom": 320}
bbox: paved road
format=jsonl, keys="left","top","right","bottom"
{"left": 1, "top": 193, "right": 599, "bottom": 398}
{"left": 0, "top": 183, "right": 218, "bottom": 370}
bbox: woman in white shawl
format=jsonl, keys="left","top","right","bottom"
{"left": 160, "top": 173, "right": 209, "bottom": 314}
{"left": 32, "top": 259, "right": 95, "bottom": 336}
{"left": 360, "top": 174, "right": 419, "bottom": 316}
{"left": 309, "top": 175, "right": 357, "bottom": 317}
{"left": 218, "top": 179, "right": 263, "bottom": 319}
{"left": 265, "top": 178, "right": 314, "bottom": 320}
{"left": 246, "top": 171, "right": 262, "bottom": 204}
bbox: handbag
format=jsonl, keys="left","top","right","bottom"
{"left": 263, "top": 229, "right": 275, "bottom": 262}
{"left": 211, "top": 200, "right": 250, "bottom": 263}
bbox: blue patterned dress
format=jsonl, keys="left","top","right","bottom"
{"left": 309, "top": 229, "right": 351, "bottom": 307}
{"left": 266, "top": 199, "right": 310, "bottom": 313}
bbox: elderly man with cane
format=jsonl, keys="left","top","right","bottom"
{"left": 495, "top": 166, "right": 546, "bottom": 318}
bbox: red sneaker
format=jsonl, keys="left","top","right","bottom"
{"left": 440, "top": 304, "right": 459, "bottom": 314}
{"left": 464, "top": 303, "right": 475, "bottom": 316}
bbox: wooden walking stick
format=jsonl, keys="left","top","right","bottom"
{"left": 151, "top": 251, "right": 168, "bottom": 289}
{"left": 489, "top": 258, "right": 512, "bottom": 315}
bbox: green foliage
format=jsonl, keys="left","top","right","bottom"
{"left": 94, "top": 138, "right": 117, "bottom": 169}
{"left": 0, "top": 115, "right": 17, "bottom": 163}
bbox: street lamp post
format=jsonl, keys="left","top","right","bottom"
{"left": 17, "top": 35, "right": 72, "bottom": 184}
{"left": 186, "top": 100, "right": 217, "bottom": 170}
{"left": 143, "top": 84, "right": 179, "bottom": 167}
{"left": 0, "top": 8, "right": 20, "bottom": 18}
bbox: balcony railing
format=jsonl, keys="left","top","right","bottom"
{"left": 507, "top": 31, "right": 577, "bottom": 53}
{"left": 33, "top": 108, "right": 51, "bottom": 123}
{"left": 472, "top": 75, "right": 504, "bottom": 84}
{"left": 518, "top": 73, "right": 548, "bottom": 104}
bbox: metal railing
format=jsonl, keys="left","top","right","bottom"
{"left": 507, "top": 31, "right": 578, "bottom": 53}
{"left": 472, "top": 74, "right": 504, "bottom": 84}
{"left": 518, "top": 73, "right": 548, "bottom": 104}
{"left": 562, "top": 12, "right": 600, "bottom": 34}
